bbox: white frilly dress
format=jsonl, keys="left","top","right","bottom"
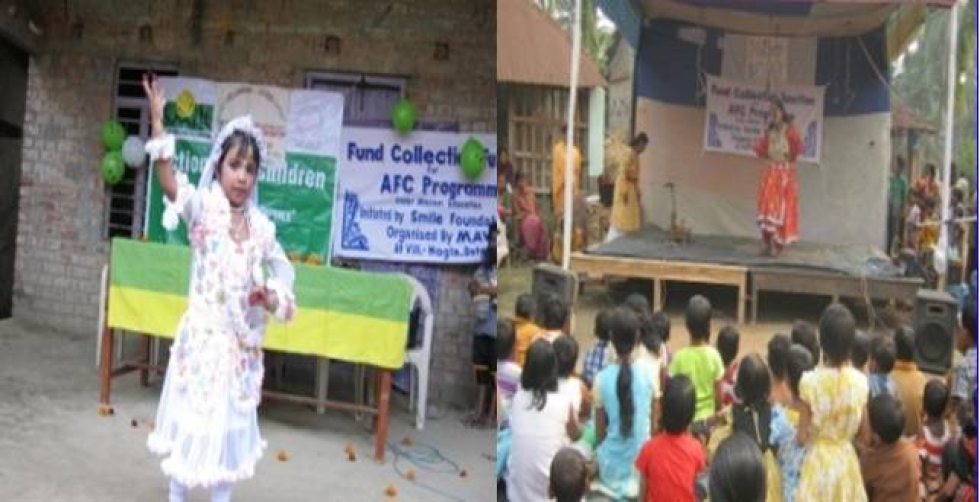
{"left": 145, "top": 167, "right": 296, "bottom": 488}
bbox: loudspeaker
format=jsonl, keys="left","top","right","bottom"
{"left": 914, "top": 290, "right": 958, "bottom": 375}
{"left": 531, "top": 263, "right": 578, "bottom": 321}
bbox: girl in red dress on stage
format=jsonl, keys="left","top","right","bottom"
{"left": 755, "top": 98, "right": 803, "bottom": 257}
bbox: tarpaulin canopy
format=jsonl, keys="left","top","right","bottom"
{"left": 601, "top": 0, "right": 955, "bottom": 51}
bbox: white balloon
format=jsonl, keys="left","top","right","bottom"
{"left": 122, "top": 136, "right": 146, "bottom": 168}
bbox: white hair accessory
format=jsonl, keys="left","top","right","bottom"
{"left": 198, "top": 115, "right": 269, "bottom": 207}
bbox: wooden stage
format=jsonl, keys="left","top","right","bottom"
{"left": 572, "top": 227, "right": 923, "bottom": 324}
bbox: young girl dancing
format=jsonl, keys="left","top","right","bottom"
{"left": 141, "top": 74, "right": 297, "bottom": 502}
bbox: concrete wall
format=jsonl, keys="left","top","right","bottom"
{"left": 606, "top": 37, "right": 634, "bottom": 139}
{"left": 13, "top": 0, "right": 495, "bottom": 408}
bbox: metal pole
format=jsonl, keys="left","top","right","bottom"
{"left": 562, "top": 0, "right": 583, "bottom": 270}
{"left": 939, "top": 1, "right": 959, "bottom": 266}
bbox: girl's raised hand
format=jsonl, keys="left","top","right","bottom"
{"left": 142, "top": 73, "right": 166, "bottom": 129}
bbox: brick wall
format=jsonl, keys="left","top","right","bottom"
{"left": 12, "top": 0, "right": 494, "bottom": 408}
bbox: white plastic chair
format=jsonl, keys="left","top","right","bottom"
{"left": 403, "top": 274, "right": 434, "bottom": 430}
{"left": 315, "top": 274, "right": 433, "bottom": 430}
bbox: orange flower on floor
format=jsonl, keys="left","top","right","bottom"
{"left": 275, "top": 450, "right": 289, "bottom": 462}
{"left": 406, "top": 469, "right": 416, "bottom": 481}
{"left": 384, "top": 484, "right": 397, "bottom": 498}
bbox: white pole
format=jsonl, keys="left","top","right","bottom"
{"left": 939, "top": 1, "right": 959, "bottom": 269}
{"left": 562, "top": 0, "right": 583, "bottom": 270}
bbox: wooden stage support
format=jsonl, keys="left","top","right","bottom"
{"left": 571, "top": 253, "right": 923, "bottom": 326}
{"left": 751, "top": 268, "right": 922, "bottom": 324}
{"left": 571, "top": 253, "right": 749, "bottom": 324}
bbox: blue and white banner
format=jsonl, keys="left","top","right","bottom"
{"left": 704, "top": 75, "right": 825, "bottom": 163}
{"left": 704, "top": 75, "right": 824, "bottom": 163}
{"left": 332, "top": 127, "right": 497, "bottom": 264}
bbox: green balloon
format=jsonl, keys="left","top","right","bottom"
{"left": 100, "top": 151, "right": 125, "bottom": 185}
{"left": 390, "top": 98, "right": 416, "bottom": 134}
{"left": 101, "top": 121, "right": 126, "bottom": 151}
{"left": 460, "top": 138, "right": 486, "bottom": 181}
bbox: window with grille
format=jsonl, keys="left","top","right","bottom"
{"left": 305, "top": 72, "right": 405, "bottom": 126}
{"left": 105, "top": 65, "right": 177, "bottom": 240}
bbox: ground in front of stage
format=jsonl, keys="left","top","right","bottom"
{"left": 0, "top": 317, "right": 493, "bottom": 501}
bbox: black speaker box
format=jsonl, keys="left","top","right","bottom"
{"left": 914, "top": 290, "right": 958, "bottom": 375}
{"left": 531, "top": 263, "right": 578, "bottom": 320}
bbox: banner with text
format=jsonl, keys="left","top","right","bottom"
{"left": 145, "top": 77, "right": 344, "bottom": 259}
{"left": 333, "top": 127, "right": 497, "bottom": 264}
{"left": 704, "top": 75, "right": 825, "bottom": 163}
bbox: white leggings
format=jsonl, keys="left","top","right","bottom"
{"left": 169, "top": 478, "right": 233, "bottom": 502}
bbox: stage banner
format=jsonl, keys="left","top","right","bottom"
{"left": 145, "top": 77, "right": 343, "bottom": 260}
{"left": 704, "top": 75, "right": 825, "bottom": 163}
{"left": 333, "top": 127, "right": 497, "bottom": 264}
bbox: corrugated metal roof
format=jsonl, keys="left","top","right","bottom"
{"left": 497, "top": 0, "right": 606, "bottom": 88}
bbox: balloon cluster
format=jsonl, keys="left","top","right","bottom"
{"left": 99, "top": 120, "right": 146, "bottom": 186}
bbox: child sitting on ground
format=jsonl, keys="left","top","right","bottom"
{"left": 669, "top": 295, "right": 725, "bottom": 421}
{"left": 891, "top": 326, "right": 927, "bottom": 438}
{"left": 513, "top": 293, "right": 539, "bottom": 366}
{"left": 496, "top": 319, "right": 521, "bottom": 428}
{"left": 506, "top": 339, "right": 576, "bottom": 501}
{"left": 709, "top": 434, "right": 768, "bottom": 502}
{"left": 851, "top": 330, "right": 871, "bottom": 373}
{"left": 869, "top": 334, "right": 900, "bottom": 399}
{"left": 767, "top": 333, "right": 792, "bottom": 406}
{"left": 716, "top": 325, "right": 740, "bottom": 407}
{"left": 593, "top": 308, "right": 657, "bottom": 499}
{"left": 581, "top": 310, "right": 612, "bottom": 387}
{"left": 918, "top": 380, "right": 952, "bottom": 498}
{"left": 554, "top": 335, "right": 590, "bottom": 426}
{"left": 950, "top": 303, "right": 977, "bottom": 416}
{"left": 707, "top": 353, "right": 783, "bottom": 501}
{"left": 860, "top": 394, "right": 921, "bottom": 502}
{"left": 650, "top": 311, "right": 673, "bottom": 367}
{"left": 770, "top": 344, "right": 815, "bottom": 502}
{"left": 535, "top": 292, "right": 569, "bottom": 344}
{"left": 938, "top": 389, "right": 977, "bottom": 501}
{"left": 549, "top": 447, "right": 589, "bottom": 502}
{"left": 635, "top": 374, "right": 706, "bottom": 502}
{"left": 796, "top": 304, "right": 868, "bottom": 500}
{"left": 791, "top": 320, "right": 820, "bottom": 365}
